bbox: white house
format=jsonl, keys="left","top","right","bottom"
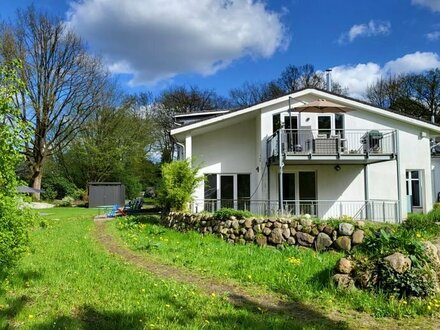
{"left": 171, "top": 88, "right": 440, "bottom": 222}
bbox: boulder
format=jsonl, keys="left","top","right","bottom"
{"left": 231, "top": 220, "right": 239, "bottom": 229}
{"left": 332, "top": 274, "right": 355, "bottom": 290}
{"left": 287, "top": 236, "right": 296, "bottom": 245}
{"left": 311, "top": 226, "right": 320, "bottom": 236}
{"left": 355, "top": 220, "right": 365, "bottom": 229}
{"left": 315, "top": 232, "right": 333, "bottom": 252}
{"left": 318, "top": 223, "right": 327, "bottom": 232}
{"left": 336, "top": 258, "right": 353, "bottom": 274}
{"left": 263, "top": 227, "right": 272, "bottom": 236}
{"left": 334, "top": 236, "right": 351, "bottom": 251}
{"left": 269, "top": 228, "right": 284, "bottom": 244}
{"left": 323, "top": 225, "right": 334, "bottom": 236}
{"left": 384, "top": 252, "right": 411, "bottom": 273}
{"left": 290, "top": 228, "right": 297, "bottom": 237}
{"left": 424, "top": 241, "right": 440, "bottom": 265}
{"left": 238, "top": 238, "right": 246, "bottom": 245}
{"left": 351, "top": 230, "right": 365, "bottom": 245}
{"left": 339, "top": 223, "right": 354, "bottom": 236}
{"left": 332, "top": 230, "right": 338, "bottom": 241}
{"left": 273, "top": 221, "right": 282, "bottom": 228}
{"left": 282, "top": 228, "right": 291, "bottom": 239}
{"left": 256, "top": 235, "right": 267, "bottom": 246}
{"left": 244, "top": 219, "right": 252, "bottom": 228}
{"left": 253, "top": 224, "right": 262, "bottom": 233}
{"left": 300, "top": 218, "right": 312, "bottom": 227}
{"left": 296, "top": 232, "right": 315, "bottom": 247}
{"left": 302, "top": 226, "right": 312, "bottom": 234}
{"left": 245, "top": 228, "right": 255, "bottom": 241}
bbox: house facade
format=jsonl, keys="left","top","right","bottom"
{"left": 171, "top": 89, "right": 440, "bottom": 222}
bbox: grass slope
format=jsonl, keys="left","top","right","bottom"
{"left": 0, "top": 208, "right": 344, "bottom": 329}
{"left": 109, "top": 215, "right": 439, "bottom": 319}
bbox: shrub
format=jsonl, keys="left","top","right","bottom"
{"left": 213, "top": 208, "right": 253, "bottom": 220}
{"left": 41, "top": 175, "right": 79, "bottom": 200}
{"left": 433, "top": 202, "right": 440, "bottom": 210}
{"left": 401, "top": 212, "right": 440, "bottom": 239}
{"left": 57, "top": 196, "right": 75, "bottom": 207}
{"left": 426, "top": 208, "right": 440, "bottom": 222}
{"left": 157, "top": 160, "right": 203, "bottom": 212}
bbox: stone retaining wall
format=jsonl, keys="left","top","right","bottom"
{"left": 162, "top": 212, "right": 366, "bottom": 252}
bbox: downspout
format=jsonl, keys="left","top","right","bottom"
{"left": 395, "top": 130, "right": 402, "bottom": 223}
{"left": 364, "top": 164, "right": 369, "bottom": 220}
{"left": 175, "top": 141, "right": 185, "bottom": 160}
{"left": 278, "top": 129, "right": 284, "bottom": 212}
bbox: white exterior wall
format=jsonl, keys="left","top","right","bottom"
{"left": 432, "top": 157, "right": 440, "bottom": 203}
{"left": 191, "top": 119, "right": 258, "bottom": 205}
{"left": 174, "top": 90, "right": 438, "bottom": 220}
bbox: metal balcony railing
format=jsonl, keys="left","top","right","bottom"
{"left": 190, "top": 199, "right": 399, "bottom": 223}
{"left": 267, "top": 129, "right": 396, "bottom": 159}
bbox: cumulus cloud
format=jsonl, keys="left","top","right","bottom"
{"left": 412, "top": 0, "right": 440, "bottom": 12}
{"left": 338, "top": 20, "right": 391, "bottom": 44}
{"left": 331, "top": 52, "right": 440, "bottom": 99}
{"left": 66, "top": 0, "right": 288, "bottom": 85}
{"left": 426, "top": 31, "right": 440, "bottom": 41}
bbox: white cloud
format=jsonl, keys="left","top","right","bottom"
{"left": 338, "top": 20, "right": 391, "bottom": 44}
{"left": 66, "top": 0, "right": 288, "bottom": 85}
{"left": 331, "top": 52, "right": 440, "bottom": 99}
{"left": 426, "top": 31, "right": 440, "bottom": 41}
{"left": 412, "top": 0, "right": 440, "bottom": 12}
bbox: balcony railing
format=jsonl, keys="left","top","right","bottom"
{"left": 190, "top": 199, "right": 399, "bottom": 223}
{"left": 267, "top": 129, "right": 396, "bottom": 160}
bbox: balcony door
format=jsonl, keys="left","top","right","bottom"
{"left": 406, "top": 170, "right": 422, "bottom": 212}
{"left": 282, "top": 172, "right": 316, "bottom": 215}
{"left": 220, "top": 175, "right": 234, "bottom": 209}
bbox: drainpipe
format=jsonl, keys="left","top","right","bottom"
{"left": 394, "top": 130, "right": 402, "bottom": 223}
{"left": 175, "top": 142, "right": 185, "bottom": 160}
{"left": 278, "top": 130, "right": 284, "bottom": 212}
{"left": 325, "top": 69, "right": 332, "bottom": 91}
{"left": 364, "top": 164, "right": 369, "bottom": 220}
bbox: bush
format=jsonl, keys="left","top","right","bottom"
{"left": 213, "top": 208, "right": 253, "bottom": 220}
{"left": 157, "top": 160, "right": 203, "bottom": 212}
{"left": 426, "top": 208, "right": 440, "bottom": 222}
{"left": 401, "top": 212, "right": 440, "bottom": 239}
{"left": 433, "top": 202, "right": 440, "bottom": 210}
{"left": 41, "top": 175, "right": 79, "bottom": 200}
{"left": 57, "top": 196, "right": 75, "bottom": 207}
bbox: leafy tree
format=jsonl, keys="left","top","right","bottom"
{"left": 0, "top": 7, "right": 110, "bottom": 199}
{"left": 0, "top": 61, "right": 33, "bottom": 276}
{"left": 56, "top": 101, "right": 154, "bottom": 198}
{"left": 157, "top": 160, "right": 202, "bottom": 211}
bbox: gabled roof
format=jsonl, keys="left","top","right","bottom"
{"left": 171, "top": 88, "right": 440, "bottom": 136}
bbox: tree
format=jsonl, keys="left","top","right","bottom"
{"left": 0, "top": 7, "right": 109, "bottom": 199}
{"left": 153, "top": 85, "right": 230, "bottom": 162}
{"left": 412, "top": 69, "right": 440, "bottom": 122}
{"left": 229, "top": 80, "right": 284, "bottom": 107}
{"left": 0, "top": 61, "right": 32, "bottom": 276}
{"left": 56, "top": 100, "right": 154, "bottom": 198}
{"left": 366, "top": 74, "right": 413, "bottom": 109}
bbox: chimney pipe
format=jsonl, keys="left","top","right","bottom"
{"left": 325, "top": 69, "right": 332, "bottom": 91}
{"left": 432, "top": 114, "right": 435, "bottom": 124}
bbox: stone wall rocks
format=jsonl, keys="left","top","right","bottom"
{"left": 163, "top": 212, "right": 365, "bottom": 252}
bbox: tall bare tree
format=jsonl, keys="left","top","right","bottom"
{"left": 0, "top": 7, "right": 109, "bottom": 199}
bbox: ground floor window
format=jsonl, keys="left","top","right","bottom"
{"left": 282, "top": 171, "right": 317, "bottom": 214}
{"left": 406, "top": 170, "right": 422, "bottom": 209}
{"left": 204, "top": 173, "right": 251, "bottom": 211}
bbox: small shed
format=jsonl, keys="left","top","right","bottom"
{"left": 88, "top": 182, "right": 125, "bottom": 208}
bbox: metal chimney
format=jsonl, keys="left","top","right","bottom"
{"left": 325, "top": 69, "right": 332, "bottom": 91}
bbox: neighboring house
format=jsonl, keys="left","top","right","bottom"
{"left": 171, "top": 88, "right": 440, "bottom": 222}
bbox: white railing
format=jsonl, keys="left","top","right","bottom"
{"left": 267, "top": 129, "right": 396, "bottom": 159}
{"left": 190, "top": 199, "right": 399, "bottom": 223}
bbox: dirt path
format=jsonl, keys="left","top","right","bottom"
{"left": 93, "top": 218, "right": 436, "bottom": 330}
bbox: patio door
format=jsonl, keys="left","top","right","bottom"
{"left": 282, "top": 172, "right": 316, "bottom": 215}
{"left": 220, "top": 175, "right": 234, "bottom": 209}
{"left": 283, "top": 115, "right": 298, "bottom": 151}
{"left": 406, "top": 170, "right": 422, "bottom": 212}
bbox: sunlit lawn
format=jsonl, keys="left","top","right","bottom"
{"left": 110, "top": 214, "right": 438, "bottom": 319}
{"left": 0, "top": 207, "right": 336, "bottom": 329}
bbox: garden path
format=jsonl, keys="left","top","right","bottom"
{"left": 93, "top": 218, "right": 435, "bottom": 330}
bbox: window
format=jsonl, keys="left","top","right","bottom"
{"left": 273, "top": 114, "right": 281, "bottom": 133}
{"left": 318, "top": 116, "right": 331, "bottom": 137}
{"left": 406, "top": 170, "right": 422, "bottom": 208}
{"left": 204, "top": 174, "right": 251, "bottom": 211}
{"left": 335, "top": 114, "right": 344, "bottom": 138}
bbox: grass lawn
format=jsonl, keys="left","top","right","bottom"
{"left": 0, "top": 207, "right": 344, "bottom": 329}
{"left": 109, "top": 214, "right": 440, "bottom": 320}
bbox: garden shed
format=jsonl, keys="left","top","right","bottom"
{"left": 88, "top": 182, "right": 125, "bottom": 208}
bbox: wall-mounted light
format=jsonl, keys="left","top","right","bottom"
{"left": 334, "top": 165, "right": 341, "bottom": 171}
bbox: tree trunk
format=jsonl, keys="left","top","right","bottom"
{"left": 31, "top": 166, "right": 43, "bottom": 201}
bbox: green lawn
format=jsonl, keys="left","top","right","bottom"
{"left": 109, "top": 214, "right": 439, "bottom": 319}
{"left": 0, "top": 207, "right": 344, "bottom": 329}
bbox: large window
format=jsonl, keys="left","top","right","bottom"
{"left": 406, "top": 170, "right": 422, "bottom": 209}
{"left": 204, "top": 174, "right": 251, "bottom": 211}
{"left": 318, "top": 116, "right": 331, "bottom": 137}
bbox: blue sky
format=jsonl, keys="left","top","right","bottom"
{"left": 1, "top": 0, "right": 439, "bottom": 99}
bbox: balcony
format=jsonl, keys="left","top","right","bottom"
{"left": 267, "top": 129, "right": 396, "bottom": 164}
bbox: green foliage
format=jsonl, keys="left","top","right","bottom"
{"left": 157, "top": 160, "right": 202, "bottom": 211}
{"left": 433, "top": 202, "right": 440, "bottom": 210}
{"left": 213, "top": 208, "right": 253, "bottom": 220}
{"left": 376, "top": 260, "right": 436, "bottom": 298}
{"left": 0, "top": 61, "right": 33, "bottom": 276}
{"left": 41, "top": 175, "right": 80, "bottom": 200}
{"left": 401, "top": 212, "right": 440, "bottom": 239}
{"left": 426, "top": 208, "right": 440, "bottom": 222}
